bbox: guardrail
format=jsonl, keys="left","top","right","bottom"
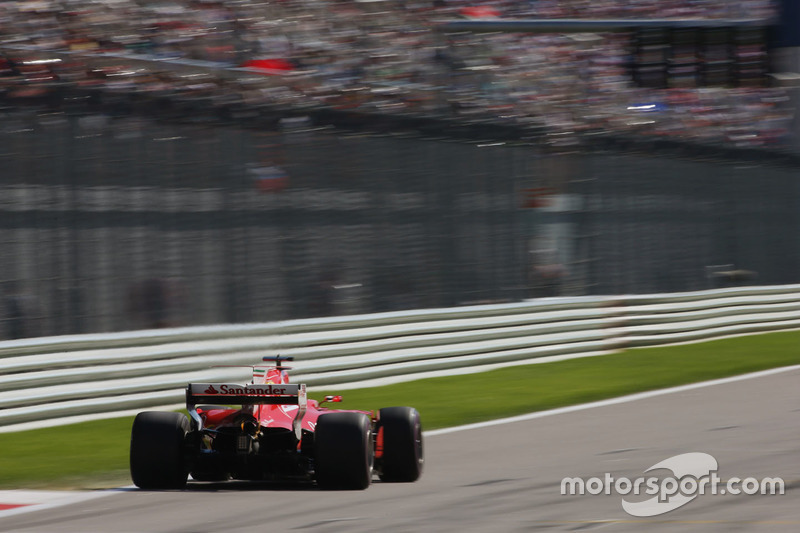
{"left": 1, "top": 285, "right": 799, "bottom": 430}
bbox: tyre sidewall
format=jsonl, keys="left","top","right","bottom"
{"left": 315, "top": 412, "right": 373, "bottom": 490}
{"left": 378, "top": 406, "right": 423, "bottom": 482}
{"left": 130, "top": 411, "right": 190, "bottom": 489}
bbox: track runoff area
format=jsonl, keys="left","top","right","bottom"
{"left": 0, "top": 363, "right": 797, "bottom": 531}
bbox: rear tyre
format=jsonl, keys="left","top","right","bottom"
{"left": 130, "top": 411, "right": 190, "bottom": 489}
{"left": 315, "top": 412, "right": 373, "bottom": 490}
{"left": 378, "top": 407, "right": 423, "bottom": 482}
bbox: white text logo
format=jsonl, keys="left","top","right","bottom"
{"left": 561, "top": 452, "right": 784, "bottom": 517}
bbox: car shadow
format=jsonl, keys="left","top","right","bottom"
{"left": 127, "top": 478, "right": 388, "bottom": 492}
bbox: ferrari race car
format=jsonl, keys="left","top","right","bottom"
{"left": 130, "top": 356, "right": 423, "bottom": 490}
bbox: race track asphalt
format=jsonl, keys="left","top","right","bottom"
{"left": 1, "top": 367, "right": 798, "bottom": 532}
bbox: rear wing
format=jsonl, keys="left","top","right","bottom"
{"left": 186, "top": 383, "right": 307, "bottom": 407}
{"left": 187, "top": 382, "right": 308, "bottom": 438}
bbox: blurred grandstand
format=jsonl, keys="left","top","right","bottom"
{"left": 0, "top": 0, "right": 793, "bottom": 148}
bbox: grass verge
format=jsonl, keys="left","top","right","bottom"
{"left": 1, "top": 330, "right": 798, "bottom": 490}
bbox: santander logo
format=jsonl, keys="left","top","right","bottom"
{"left": 200, "top": 384, "right": 289, "bottom": 395}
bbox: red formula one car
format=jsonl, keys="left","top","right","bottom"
{"left": 130, "top": 356, "right": 423, "bottom": 490}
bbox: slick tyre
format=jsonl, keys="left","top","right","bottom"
{"left": 315, "top": 412, "right": 373, "bottom": 490}
{"left": 377, "top": 407, "right": 423, "bottom": 482}
{"left": 130, "top": 411, "right": 190, "bottom": 489}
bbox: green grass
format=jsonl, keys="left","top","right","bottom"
{"left": 318, "top": 330, "right": 800, "bottom": 429}
{"left": 1, "top": 330, "right": 798, "bottom": 490}
{"left": 0, "top": 417, "right": 134, "bottom": 490}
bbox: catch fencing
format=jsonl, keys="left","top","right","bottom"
{"left": 2, "top": 108, "right": 800, "bottom": 339}
{"left": 1, "top": 284, "right": 798, "bottom": 431}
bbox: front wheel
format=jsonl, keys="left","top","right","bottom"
{"left": 315, "top": 412, "right": 373, "bottom": 490}
{"left": 130, "top": 411, "right": 190, "bottom": 489}
{"left": 377, "top": 406, "right": 423, "bottom": 482}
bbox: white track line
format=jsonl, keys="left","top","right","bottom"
{"left": 425, "top": 364, "right": 800, "bottom": 436}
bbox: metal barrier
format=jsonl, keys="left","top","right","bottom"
{"left": 1, "top": 284, "right": 798, "bottom": 430}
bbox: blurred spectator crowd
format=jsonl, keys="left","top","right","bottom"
{"left": 0, "top": 0, "right": 792, "bottom": 147}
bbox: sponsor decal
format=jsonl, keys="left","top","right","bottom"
{"left": 195, "top": 383, "right": 294, "bottom": 396}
